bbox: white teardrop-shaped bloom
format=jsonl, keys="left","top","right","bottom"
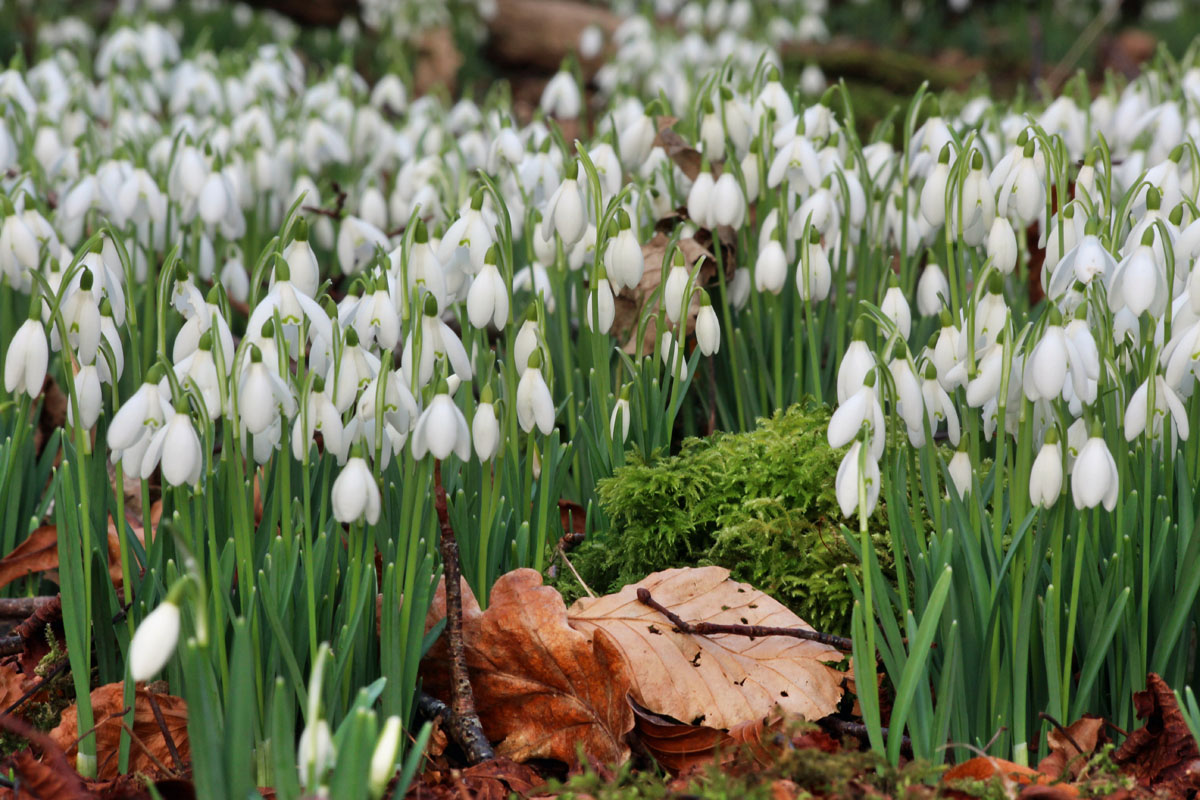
{"left": 297, "top": 719, "right": 337, "bottom": 788}
{"left": 517, "top": 363, "right": 555, "bottom": 435}
{"left": 663, "top": 264, "right": 690, "bottom": 324}
{"left": 281, "top": 237, "right": 320, "bottom": 299}
{"left": 1029, "top": 440, "right": 1063, "bottom": 509}
{"left": 687, "top": 172, "right": 716, "bottom": 230}
{"left": 712, "top": 172, "right": 745, "bottom": 228}
{"left": 796, "top": 239, "right": 831, "bottom": 302}
{"left": 472, "top": 402, "right": 500, "bottom": 461}
{"left": 1124, "top": 375, "right": 1189, "bottom": 442}
{"left": 919, "top": 161, "right": 949, "bottom": 227}
{"left": 610, "top": 397, "right": 631, "bottom": 443}
{"left": 1109, "top": 243, "right": 1167, "bottom": 317}
{"left": 917, "top": 264, "right": 950, "bottom": 317}
{"left": 412, "top": 393, "right": 471, "bottom": 461}
{"left": 827, "top": 384, "right": 885, "bottom": 460}
{"left": 129, "top": 600, "right": 180, "bottom": 681}
{"left": 835, "top": 441, "right": 880, "bottom": 519}
{"left": 889, "top": 358, "right": 923, "bottom": 436}
{"left": 466, "top": 262, "right": 509, "bottom": 330}
{"left": 755, "top": 239, "right": 787, "bottom": 295}
{"left": 880, "top": 286, "right": 912, "bottom": 339}
{"left": 331, "top": 457, "right": 381, "bottom": 524}
{"left": 61, "top": 286, "right": 101, "bottom": 365}
{"left": 986, "top": 217, "right": 1018, "bottom": 275}
{"left": 4, "top": 318, "right": 48, "bottom": 398}
{"left": 948, "top": 450, "right": 973, "bottom": 497}
{"left": 605, "top": 227, "right": 644, "bottom": 290}
{"left": 369, "top": 716, "right": 403, "bottom": 800}
{"left": 69, "top": 365, "right": 103, "bottom": 430}
{"left": 542, "top": 177, "right": 586, "bottom": 247}
{"left": 540, "top": 70, "right": 581, "bottom": 119}
{"left": 238, "top": 360, "right": 296, "bottom": 435}
{"left": 836, "top": 340, "right": 876, "bottom": 403}
{"left": 1024, "top": 325, "right": 1068, "bottom": 401}
{"left": 695, "top": 303, "right": 720, "bottom": 355}
{"left": 585, "top": 278, "right": 615, "bottom": 334}
{"left": 1071, "top": 436, "right": 1119, "bottom": 510}
{"left": 140, "top": 411, "right": 202, "bottom": 486}
{"left": 108, "top": 381, "right": 166, "bottom": 454}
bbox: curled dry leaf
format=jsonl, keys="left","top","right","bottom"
{"left": 567, "top": 566, "right": 846, "bottom": 732}
{"left": 0, "top": 522, "right": 134, "bottom": 595}
{"left": 0, "top": 748, "right": 91, "bottom": 800}
{"left": 51, "top": 683, "right": 189, "bottom": 781}
{"left": 629, "top": 695, "right": 776, "bottom": 774}
{"left": 1036, "top": 715, "right": 1106, "bottom": 781}
{"left": 943, "top": 757, "right": 1077, "bottom": 797}
{"left": 653, "top": 117, "right": 702, "bottom": 181}
{"left": 11, "top": 595, "right": 65, "bottom": 678}
{"left": 404, "top": 756, "right": 542, "bottom": 800}
{"left": 1113, "top": 672, "right": 1200, "bottom": 796}
{"left": 422, "top": 569, "right": 635, "bottom": 766}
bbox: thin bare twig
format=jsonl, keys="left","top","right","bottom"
{"left": 635, "top": 588, "right": 854, "bottom": 651}
{"left": 146, "top": 690, "right": 185, "bottom": 772}
{"left": 433, "top": 461, "right": 494, "bottom": 765}
{"left": 818, "top": 716, "right": 912, "bottom": 757}
{"left": 0, "top": 597, "right": 55, "bottom": 619}
{"left": 557, "top": 544, "right": 596, "bottom": 598}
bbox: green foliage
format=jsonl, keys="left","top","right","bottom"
{"left": 556, "top": 404, "right": 891, "bottom": 633}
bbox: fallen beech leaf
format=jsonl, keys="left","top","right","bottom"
{"left": 653, "top": 117, "right": 702, "bottom": 181}
{"left": 1037, "top": 715, "right": 1105, "bottom": 780}
{"left": 615, "top": 233, "right": 726, "bottom": 356}
{"left": 944, "top": 756, "right": 1076, "bottom": 796}
{"left": 423, "top": 569, "right": 635, "bottom": 766}
{"left": 11, "top": 595, "right": 66, "bottom": 678}
{"left": 567, "top": 566, "right": 846, "bottom": 731}
{"left": 0, "top": 523, "right": 130, "bottom": 594}
{"left": 404, "top": 755, "right": 542, "bottom": 799}
{"left": 629, "top": 695, "right": 779, "bottom": 773}
{"left": 1113, "top": 672, "right": 1200, "bottom": 796}
{"left": 0, "top": 749, "right": 91, "bottom": 800}
{"left": 51, "top": 683, "right": 189, "bottom": 780}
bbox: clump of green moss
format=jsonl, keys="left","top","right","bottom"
{"left": 557, "top": 404, "right": 892, "bottom": 633}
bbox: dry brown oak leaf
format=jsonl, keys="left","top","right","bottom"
{"left": 1036, "top": 715, "right": 1106, "bottom": 781}
{"left": 1113, "top": 672, "right": 1200, "bottom": 796}
{"left": 566, "top": 566, "right": 846, "bottom": 731}
{"left": 422, "top": 569, "right": 635, "bottom": 766}
{"left": 51, "top": 683, "right": 189, "bottom": 781}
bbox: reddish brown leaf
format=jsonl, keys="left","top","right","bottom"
{"left": 1037, "top": 715, "right": 1106, "bottom": 780}
{"left": 0, "top": 524, "right": 129, "bottom": 593}
{"left": 51, "top": 683, "right": 189, "bottom": 780}
{"left": 404, "top": 756, "right": 543, "bottom": 799}
{"left": 653, "top": 117, "right": 702, "bottom": 181}
{"left": 11, "top": 595, "right": 66, "bottom": 678}
{"left": 1113, "top": 672, "right": 1200, "bottom": 796}
{"left": 423, "top": 569, "right": 635, "bottom": 766}
{"left": 944, "top": 757, "right": 1077, "bottom": 797}
{"left": 0, "top": 749, "right": 91, "bottom": 800}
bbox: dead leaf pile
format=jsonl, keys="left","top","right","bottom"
{"left": 422, "top": 566, "right": 847, "bottom": 773}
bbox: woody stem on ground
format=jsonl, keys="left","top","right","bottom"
{"left": 636, "top": 588, "right": 855, "bottom": 651}
{"left": 433, "top": 460, "right": 495, "bottom": 765}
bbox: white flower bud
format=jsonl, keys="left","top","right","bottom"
{"left": 129, "top": 600, "right": 181, "bottom": 681}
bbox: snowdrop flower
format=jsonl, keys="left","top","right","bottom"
{"left": 517, "top": 351, "right": 555, "bottom": 435}
{"left": 966, "top": 341, "right": 1006, "bottom": 408}
{"left": 293, "top": 375, "right": 346, "bottom": 464}
{"left": 142, "top": 411, "right": 203, "bottom": 487}
{"left": 712, "top": 171, "right": 745, "bottom": 229}
{"left": 467, "top": 246, "right": 509, "bottom": 330}
{"left": 514, "top": 314, "right": 541, "bottom": 373}
{"left": 61, "top": 268, "right": 102, "bottom": 365}
{"left": 948, "top": 449, "right": 973, "bottom": 498}
{"left": 401, "top": 296, "right": 473, "bottom": 387}
{"left": 542, "top": 161, "right": 586, "bottom": 247}
{"left": 108, "top": 368, "right": 167, "bottom": 473}
{"left": 767, "top": 127, "right": 821, "bottom": 192}
{"left": 68, "top": 365, "right": 103, "bottom": 431}
{"left": 663, "top": 250, "right": 692, "bottom": 324}
{"left": 1109, "top": 228, "right": 1168, "bottom": 317}
{"left": 605, "top": 211, "right": 644, "bottom": 290}
{"left": 1072, "top": 425, "right": 1119, "bottom": 511}
{"left": 585, "top": 269, "right": 616, "bottom": 334}
{"left": 996, "top": 139, "right": 1046, "bottom": 226}
{"left": 297, "top": 718, "right": 337, "bottom": 788}
{"left": 889, "top": 351, "right": 924, "bottom": 441}
{"left": 660, "top": 331, "right": 688, "bottom": 383}
{"left": 248, "top": 260, "right": 334, "bottom": 357}
{"left": 828, "top": 373, "right": 886, "bottom": 461}
{"left": 473, "top": 396, "right": 500, "bottom": 462}
{"left": 835, "top": 440, "right": 880, "bottom": 519}
{"left": 796, "top": 228, "right": 831, "bottom": 302}
{"left": 4, "top": 313, "right": 48, "bottom": 398}
{"left": 540, "top": 70, "right": 581, "bottom": 119}
{"left": 837, "top": 329, "right": 876, "bottom": 403}
{"left": 369, "top": 716, "right": 403, "bottom": 800}
{"left": 332, "top": 456, "right": 381, "bottom": 525}
{"left": 1024, "top": 314, "right": 1072, "bottom": 402}
{"left": 755, "top": 236, "right": 788, "bottom": 295}
{"left": 412, "top": 387, "right": 471, "bottom": 461}
{"left": 917, "top": 264, "right": 950, "bottom": 316}
{"left": 1048, "top": 227, "right": 1116, "bottom": 298}
{"left": 880, "top": 279, "right": 912, "bottom": 339}
{"left": 954, "top": 150, "right": 995, "bottom": 246}
{"left": 174, "top": 332, "right": 222, "bottom": 421}
{"left": 337, "top": 215, "right": 390, "bottom": 275}
{"left": 919, "top": 145, "right": 951, "bottom": 227}
{"left": 129, "top": 596, "right": 181, "bottom": 681}
{"left": 1125, "top": 374, "right": 1189, "bottom": 442}
{"left": 280, "top": 219, "right": 320, "bottom": 299}
{"left": 1029, "top": 429, "right": 1064, "bottom": 509}
{"left": 695, "top": 292, "right": 720, "bottom": 355}
{"left": 238, "top": 344, "right": 296, "bottom": 436}
{"left": 610, "top": 389, "right": 631, "bottom": 443}
{"left": 687, "top": 165, "right": 717, "bottom": 230}
{"left": 920, "top": 363, "right": 960, "bottom": 446}
{"left": 986, "top": 217, "right": 1018, "bottom": 275}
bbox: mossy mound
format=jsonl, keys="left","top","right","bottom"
{"left": 557, "top": 404, "right": 892, "bottom": 633}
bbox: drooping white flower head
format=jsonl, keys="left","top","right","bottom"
{"left": 1071, "top": 424, "right": 1119, "bottom": 511}
{"left": 517, "top": 351, "right": 556, "bottom": 435}
{"left": 835, "top": 440, "right": 880, "bottom": 519}
{"left": 331, "top": 456, "right": 381, "bottom": 525}
{"left": 1029, "top": 429, "right": 1064, "bottom": 509}
{"left": 129, "top": 598, "right": 181, "bottom": 682}
{"left": 412, "top": 386, "right": 471, "bottom": 462}
{"left": 4, "top": 314, "right": 47, "bottom": 399}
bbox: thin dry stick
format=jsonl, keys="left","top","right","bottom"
{"left": 433, "top": 461, "right": 494, "bottom": 765}
{"left": 635, "top": 588, "right": 854, "bottom": 651}
{"left": 145, "top": 691, "right": 186, "bottom": 772}
{"left": 557, "top": 544, "right": 596, "bottom": 598}
{"left": 0, "top": 597, "right": 55, "bottom": 619}
{"left": 117, "top": 720, "right": 174, "bottom": 777}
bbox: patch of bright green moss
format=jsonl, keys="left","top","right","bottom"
{"left": 557, "top": 404, "right": 892, "bottom": 633}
